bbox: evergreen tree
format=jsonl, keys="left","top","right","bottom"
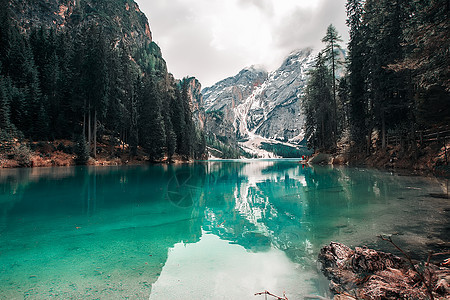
{"left": 54, "top": 30, "right": 75, "bottom": 138}
{"left": 82, "top": 23, "right": 109, "bottom": 157}
{"left": 346, "top": 0, "right": 367, "bottom": 149}
{"left": 321, "top": 24, "right": 343, "bottom": 146}
{"left": 362, "top": 0, "right": 411, "bottom": 150}
{"left": 180, "top": 79, "right": 195, "bottom": 158}
{"left": 0, "top": 1, "right": 206, "bottom": 162}
{"left": 391, "top": 0, "right": 450, "bottom": 126}
{"left": 139, "top": 76, "right": 166, "bottom": 161}
{"left": 74, "top": 133, "right": 90, "bottom": 165}
{"left": 303, "top": 52, "right": 334, "bottom": 151}
{"left": 171, "top": 83, "right": 186, "bottom": 155}
{"left": 163, "top": 93, "right": 177, "bottom": 161}
{"left": 0, "top": 0, "right": 11, "bottom": 70}
{"left": 394, "top": 0, "right": 449, "bottom": 92}
{"left": 0, "top": 73, "right": 12, "bottom": 131}
{"left": 104, "top": 45, "right": 125, "bottom": 140}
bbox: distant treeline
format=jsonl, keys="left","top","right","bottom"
{"left": 303, "top": 0, "right": 449, "bottom": 153}
{"left": 0, "top": 0, "right": 206, "bottom": 162}
{"left": 260, "top": 142, "right": 311, "bottom": 158}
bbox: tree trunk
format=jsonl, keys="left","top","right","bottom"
{"left": 83, "top": 99, "right": 86, "bottom": 139}
{"left": 88, "top": 103, "right": 91, "bottom": 156}
{"left": 321, "top": 118, "right": 325, "bottom": 149}
{"left": 93, "top": 109, "right": 97, "bottom": 159}
{"left": 331, "top": 40, "right": 338, "bottom": 149}
{"left": 411, "top": 121, "right": 417, "bottom": 161}
{"left": 381, "top": 108, "right": 386, "bottom": 149}
{"left": 366, "top": 125, "right": 373, "bottom": 155}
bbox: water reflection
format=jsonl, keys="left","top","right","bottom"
{"left": 0, "top": 162, "right": 448, "bottom": 299}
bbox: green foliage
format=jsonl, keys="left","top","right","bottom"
{"left": 74, "top": 134, "right": 90, "bottom": 165}
{"left": 338, "top": 0, "right": 450, "bottom": 152}
{"left": 139, "top": 76, "right": 166, "bottom": 161}
{"left": 206, "top": 134, "right": 242, "bottom": 159}
{"left": 259, "top": 142, "right": 311, "bottom": 158}
{"left": 394, "top": 0, "right": 449, "bottom": 92}
{"left": 303, "top": 25, "right": 344, "bottom": 152}
{"left": 321, "top": 24, "right": 343, "bottom": 146}
{"left": 0, "top": 2, "right": 206, "bottom": 162}
{"left": 13, "top": 144, "right": 32, "bottom": 167}
{"left": 302, "top": 52, "right": 334, "bottom": 151}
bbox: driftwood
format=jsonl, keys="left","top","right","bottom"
{"left": 254, "top": 290, "right": 288, "bottom": 300}
{"left": 318, "top": 241, "right": 450, "bottom": 299}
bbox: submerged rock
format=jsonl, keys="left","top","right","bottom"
{"left": 318, "top": 242, "right": 450, "bottom": 299}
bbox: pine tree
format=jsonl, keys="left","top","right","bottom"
{"left": 321, "top": 24, "right": 343, "bottom": 147}
{"left": 346, "top": 0, "right": 367, "bottom": 149}
{"left": 303, "top": 52, "right": 334, "bottom": 151}
{"left": 82, "top": 23, "right": 109, "bottom": 157}
{"left": 391, "top": 0, "right": 450, "bottom": 126}
{"left": 180, "top": 79, "right": 195, "bottom": 158}
{"left": 54, "top": 30, "right": 75, "bottom": 138}
{"left": 0, "top": 0, "right": 11, "bottom": 70}
{"left": 74, "top": 133, "right": 90, "bottom": 165}
{"left": 0, "top": 73, "right": 12, "bottom": 131}
{"left": 139, "top": 76, "right": 166, "bottom": 161}
{"left": 171, "top": 83, "right": 186, "bottom": 155}
{"left": 394, "top": 0, "right": 449, "bottom": 92}
{"left": 163, "top": 93, "right": 177, "bottom": 161}
{"left": 361, "top": 0, "right": 412, "bottom": 150}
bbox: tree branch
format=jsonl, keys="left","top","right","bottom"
{"left": 254, "top": 290, "right": 288, "bottom": 300}
{"left": 378, "top": 235, "right": 434, "bottom": 300}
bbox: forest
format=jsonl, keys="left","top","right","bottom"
{"left": 0, "top": 0, "right": 206, "bottom": 165}
{"left": 303, "top": 0, "right": 449, "bottom": 157}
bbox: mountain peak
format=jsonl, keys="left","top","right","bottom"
{"left": 242, "top": 65, "right": 267, "bottom": 73}
{"left": 202, "top": 47, "right": 316, "bottom": 157}
{"left": 280, "top": 47, "right": 314, "bottom": 69}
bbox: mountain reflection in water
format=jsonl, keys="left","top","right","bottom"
{"left": 0, "top": 161, "right": 448, "bottom": 299}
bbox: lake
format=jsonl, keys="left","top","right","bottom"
{"left": 0, "top": 160, "right": 448, "bottom": 299}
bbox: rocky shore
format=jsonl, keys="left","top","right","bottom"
{"left": 307, "top": 139, "right": 450, "bottom": 177}
{"left": 0, "top": 140, "right": 192, "bottom": 168}
{"left": 318, "top": 242, "right": 450, "bottom": 299}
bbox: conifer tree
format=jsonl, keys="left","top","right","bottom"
{"left": 321, "top": 24, "right": 343, "bottom": 146}
{"left": 0, "top": 73, "right": 12, "bottom": 132}
{"left": 139, "top": 76, "right": 166, "bottom": 161}
{"left": 346, "top": 0, "right": 367, "bottom": 149}
{"left": 303, "top": 52, "right": 334, "bottom": 150}
{"left": 0, "top": 1, "right": 206, "bottom": 162}
{"left": 180, "top": 79, "right": 195, "bottom": 158}
{"left": 82, "top": 24, "right": 109, "bottom": 157}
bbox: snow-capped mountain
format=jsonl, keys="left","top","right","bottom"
{"left": 202, "top": 48, "right": 315, "bottom": 157}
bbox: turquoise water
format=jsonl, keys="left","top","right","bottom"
{"left": 0, "top": 161, "right": 448, "bottom": 299}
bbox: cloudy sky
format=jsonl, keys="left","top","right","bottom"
{"left": 136, "top": 0, "right": 349, "bottom": 88}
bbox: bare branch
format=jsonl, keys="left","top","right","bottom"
{"left": 378, "top": 235, "right": 434, "bottom": 300}
{"left": 254, "top": 290, "right": 288, "bottom": 300}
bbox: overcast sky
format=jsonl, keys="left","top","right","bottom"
{"left": 136, "top": 0, "right": 349, "bottom": 88}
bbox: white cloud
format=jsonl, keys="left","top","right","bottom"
{"left": 137, "top": 0, "right": 348, "bottom": 88}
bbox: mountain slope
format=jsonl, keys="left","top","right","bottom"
{"left": 0, "top": 0, "right": 206, "bottom": 164}
{"left": 202, "top": 48, "right": 315, "bottom": 157}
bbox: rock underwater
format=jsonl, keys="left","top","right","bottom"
{"left": 318, "top": 242, "right": 450, "bottom": 299}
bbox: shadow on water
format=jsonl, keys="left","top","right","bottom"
{"left": 0, "top": 162, "right": 449, "bottom": 298}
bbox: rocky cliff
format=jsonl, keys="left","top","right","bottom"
{"left": 7, "top": 0, "right": 167, "bottom": 75}
{"left": 202, "top": 67, "right": 268, "bottom": 141}
{"left": 183, "top": 77, "right": 205, "bottom": 130}
{"left": 202, "top": 48, "right": 315, "bottom": 157}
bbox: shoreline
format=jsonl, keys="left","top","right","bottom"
{"left": 306, "top": 141, "right": 450, "bottom": 178}
{"left": 0, "top": 140, "right": 196, "bottom": 169}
